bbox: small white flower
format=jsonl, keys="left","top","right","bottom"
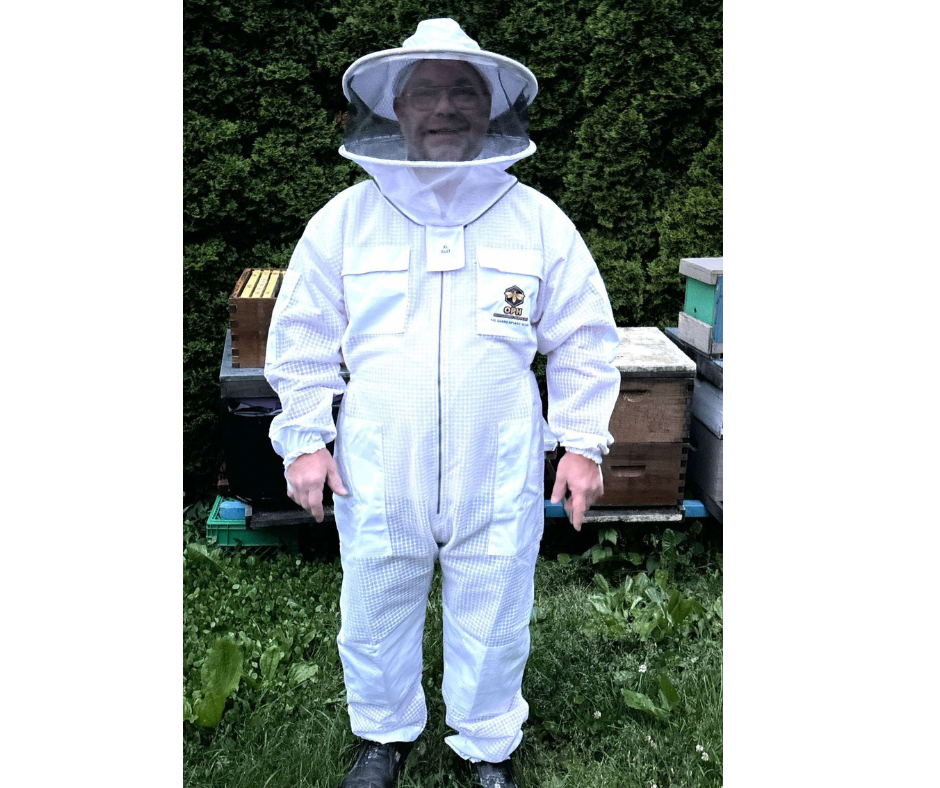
{"left": 593, "top": 710, "right": 602, "bottom": 719}
{"left": 646, "top": 735, "right": 653, "bottom": 743}
{"left": 650, "top": 783, "right": 658, "bottom": 788}
{"left": 639, "top": 664, "right": 647, "bottom": 673}
{"left": 695, "top": 744, "right": 704, "bottom": 752}
{"left": 701, "top": 752, "right": 709, "bottom": 762}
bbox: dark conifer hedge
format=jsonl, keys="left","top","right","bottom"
{"left": 184, "top": 0, "right": 722, "bottom": 489}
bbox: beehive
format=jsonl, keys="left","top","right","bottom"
{"left": 228, "top": 269, "right": 286, "bottom": 369}
{"left": 595, "top": 328, "right": 696, "bottom": 507}
{"left": 664, "top": 326, "right": 724, "bottom": 522}
{"left": 678, "top": 257, "right": 723, "bottom": 356}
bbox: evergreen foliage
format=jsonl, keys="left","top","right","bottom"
{"left": 184, "top": 0, "right": 723, "bottom": 487}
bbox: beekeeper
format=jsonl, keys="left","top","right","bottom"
{"left": 265, "top": 19, "right": 620, "bottom": 788}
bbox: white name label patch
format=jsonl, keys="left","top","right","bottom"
{"left": 425, "top": 225, "right": 465, "bottom": 272}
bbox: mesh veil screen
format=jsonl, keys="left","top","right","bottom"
{"left": 343, "top": 54, "right": 531, "bottom": 163}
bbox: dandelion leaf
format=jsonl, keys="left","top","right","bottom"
{"left": 201, "top": 638, "right": 243, "bottom": 698}
{"left": 621, "top": 689, "right": 667, "bottom": 720}
{"left": 194, "top": 693, "right": 227, "bottom": 728}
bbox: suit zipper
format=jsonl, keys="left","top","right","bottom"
{"left": 437, "top": 272, "right": 444, "bottom": 515}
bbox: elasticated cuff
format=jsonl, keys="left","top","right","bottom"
{"left": 562, "top": 446, "right": 603, "bottom": 465}
{"left": 282, "top": 441, "right": 327, "bottom": 470}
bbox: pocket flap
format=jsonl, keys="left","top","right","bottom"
{"left": 343, "top": 246, "right": 410, "bottom": 276}
{"left": 477, "top": 247, "right": 543, "bottom": 278}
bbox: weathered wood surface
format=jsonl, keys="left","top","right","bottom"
{"left": 230, "top": 300, "right": 274, "bottom": 368}
{"left": 246, "top": 504, "right": 333, "bottom": 528}
{"left": 609, "top": 378, "right": 693, "bottom": 444}
{"left": 678, "top": 311, "right": 723, "bottom": 356}
{"left": 220, "top": 330, "right": 277, "bottom": 399}
{"left": 582, "top": 506, "right": 684, "bottom": 523}
{"left": 613, "top": 327, "right": 696, "bottom": 377}
{"left": 679, "top": 257, "right": 723, "bottom": 285}
{"left": 597, "top": 442, "right": 686, "bottom": 506}
{"left": 688, "top": 416, "right": 723, "bottom": 502}
{"left": 691, "top": 378, "right": 723, "bottom": 439}
{"left": 247, "top": 501, "right": 686, "bottom": 527}
{"left": 663, "top": 327, "right": 723, "bottom": 389}
{"left": 229, "top": 268, "right": 286, "bottom": 368}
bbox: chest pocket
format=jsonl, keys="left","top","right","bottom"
{"left": 476, "top": 247, "right": 543, "bottom": 340}
{"left": 342, "top": 246, "right": 410, "bottom": 336}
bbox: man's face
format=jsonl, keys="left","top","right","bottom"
{"left": 393, "top": 60, "right": 492, "bottom": 162}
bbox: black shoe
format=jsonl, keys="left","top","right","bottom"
{"left": 338, "top": 739, "right": 411, "bottom": 788}
{"left": 470, "top": 758, "right": 519, "bottom": 788}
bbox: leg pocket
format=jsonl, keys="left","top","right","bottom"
{"left": 487, "top": 416, "right": 544, "bottom": 556}
{"left": 334, "top": 413, "right": 392, "bottom": 558}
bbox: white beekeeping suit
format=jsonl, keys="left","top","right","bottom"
{"left": 265, "top": 18, "right": 620, "bottom": 765}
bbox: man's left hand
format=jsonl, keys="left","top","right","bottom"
{"left": 550, "top": 451, "right": 604, "bottom": 532}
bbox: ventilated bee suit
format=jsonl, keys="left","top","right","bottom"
{"left": 265, "top": 19, "right": 620, "bottom": 763}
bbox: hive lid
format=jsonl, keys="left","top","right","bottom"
{"left": 679, "top": 257, "right": 723, "bottom": 285}
{"left": 613, "top": 327, "right": 696, "bottom": 377}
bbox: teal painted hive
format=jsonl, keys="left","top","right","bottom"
{"left": 678, "top": 258, "right": 723, "bottom": 354}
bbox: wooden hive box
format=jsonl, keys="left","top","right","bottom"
{"left": 229, "top": 268, "right": 286, "bottom": 369}
{"left": 688, "top": 377, "right": 723, "bottom": 511}
{"left": 663, "top": 326, "right": 723, "bottom": 522}
{"left": 689, "top": 418, "right": 722, "bottom": 510}
{"left": 596, "top": 327, "right": 696, "bottom": 507}
{"left": 678, "top": 257, "right": 723, "bottom": 356}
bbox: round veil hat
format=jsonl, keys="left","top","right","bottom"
{"left": 339, "top": 18, "right": 539, "bottom": 167}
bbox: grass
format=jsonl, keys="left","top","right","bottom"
{"left": 184, "top": 508, "right": 722, "bottom": 787}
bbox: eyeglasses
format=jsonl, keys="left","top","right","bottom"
{"left": 400, "top": 85, "right": 488, "bottom": 111}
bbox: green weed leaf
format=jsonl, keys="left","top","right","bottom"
{"left": 590, "top": 544, "right": 613, "bottom": 563}
{"left": 589, "top": 596, "right": 611, "bottom": 614}
{"left": 288, "top": 662, "right": 320, "bottom": 687}
{"left": 657, "top": 674, "right": 680, "bottom": 711}
{"left": 195, "top": 693, "right": 227, "bottom": 728}
{"left": 598, "top": 528, "right": 618, "bottom": 546}
{"left": 621, "top": 689, "right": 667, "bottom": 720}
{"left": 260, "top": 645, "right": 284, "bottom": 683}
{"left": 186, "top": 543, "right": 230, "bottom": 577}
{"left": 201, "top": 638, "right": 243, "bottom": 698}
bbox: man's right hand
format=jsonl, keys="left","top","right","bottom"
{"left": 285, "top": 449, "right": 348, "bottom": 523}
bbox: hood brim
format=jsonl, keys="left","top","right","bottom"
{"left": 342, "top": 47, "right": 538, "bottom": 121}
